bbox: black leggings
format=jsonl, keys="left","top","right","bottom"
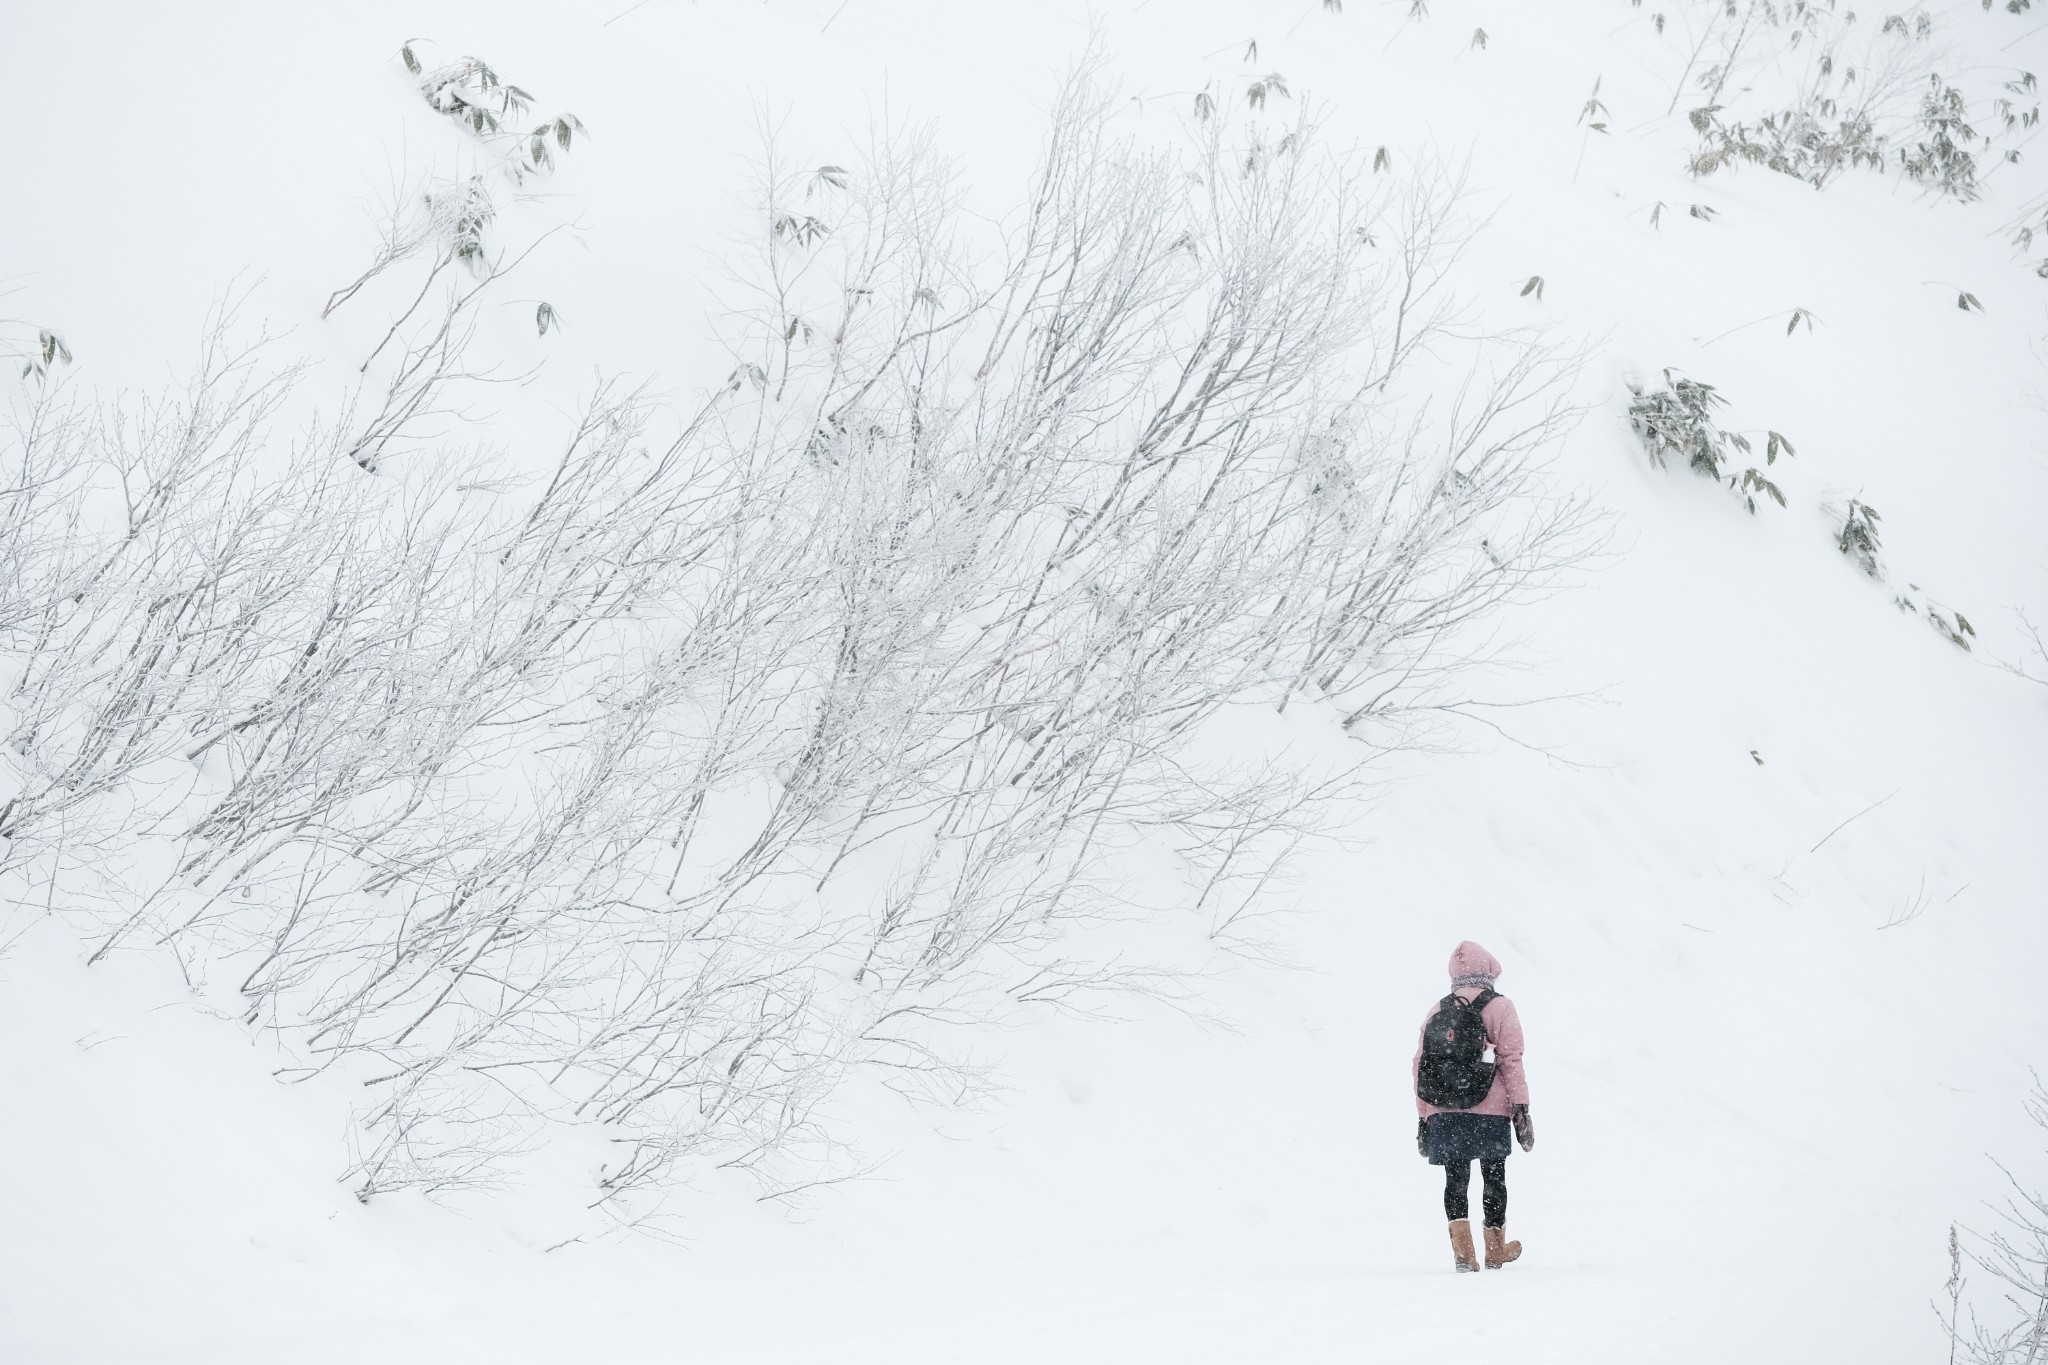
{"left": 1443, "top": 1158, "right": 1507, "bottom": 1227}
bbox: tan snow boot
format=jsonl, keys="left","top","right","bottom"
{"left": 1483, "top": 1224, "right": 1522, "bottom": 1269}
{"left": 1448, "top": 1219, "right": 1480, "bottom": 1273}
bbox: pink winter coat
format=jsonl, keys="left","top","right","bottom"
{"left": 1412, "top": 941, "right": 1531, "bottom": 1120}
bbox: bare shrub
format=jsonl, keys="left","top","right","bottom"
{"left": 1999, "top": 610, "right": 2048, "bottom": 687}
{"left": 1942, "top": 1081, "right": 2048, "bottom": 1363}
{"left": 0, "top": 67, "right": 1595, "bottom": 1215}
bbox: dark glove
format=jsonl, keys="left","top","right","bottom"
{"left": 1417, "top": 1116, "right": 1429, "bottom": 1158}
{"left": 1511, "top": 1103, "right": 1534, "bottom": 1152}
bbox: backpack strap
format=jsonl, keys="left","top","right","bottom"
{"left": 1468, "top": 987, "right": 1498, "bottom": 1012}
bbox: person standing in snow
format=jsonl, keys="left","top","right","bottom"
{"left": 1413, "top": 940, "right": 1534, "bottom": 1273}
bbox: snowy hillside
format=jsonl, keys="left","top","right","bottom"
{"left": 3, "top": 2, "right": 2046, "bottom": 1362}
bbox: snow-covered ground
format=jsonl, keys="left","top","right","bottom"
{"left": 3, "top": 2, "right": 2046, "bottom": 1360}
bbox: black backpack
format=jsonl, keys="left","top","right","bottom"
{"left": 1416, "top": 988, "right": 1498, "bottom": 1110}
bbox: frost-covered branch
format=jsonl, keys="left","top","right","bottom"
{"left": 0, "top": 66, "right": 1594, "bottom": 1214}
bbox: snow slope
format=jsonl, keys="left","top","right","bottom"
{"left": 3, "top": 1, "right": 2046, "bottom": 1360}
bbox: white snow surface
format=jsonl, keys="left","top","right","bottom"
{"left": 3, "top": 1, "right": 2047, "bottom": 1360}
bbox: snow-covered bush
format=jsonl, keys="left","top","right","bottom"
{"left": 1687, "top": 101, "right": 1887, "bottom": 190}
{"left": 0, "top": 69, "right": 1593, "bottom": 1212}
{"left": 1627, "top": 369, "right": 1793, "bottom": 512}
{"left": 1835, "top": 496, "right": 1884, "bottom": 576}
{"left": 1940, "top": 1082, "right": 2048, "bottom": 1362}
{"left": 1666, "top": 0, "right": 2001, "bottom": 199}
{"left": 1899, "top": 74, "right": 1983, "bottom": 199}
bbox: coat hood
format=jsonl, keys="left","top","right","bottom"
{"left": 1448, "top": 940, "right": 1502, "bottom": 985}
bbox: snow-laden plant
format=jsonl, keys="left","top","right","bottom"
{"left": 0, "top": 69, "right": 1595, "bottom": 1214}
{"left": 1892, "top": 584, "right": 1977, "bottom": 650}
{"left": 1835, "top": 496, "right": 1884, "bottom": 576}
{"left": 1822, "top": 496, "right": 1980, "bottom": 653}
{"left": 1940, "top": 1082, "right": 2048, "bottom": 1362}
{"left": 1688, "top": 100, "right": 1887, "bottom": 189}
{"left": 318, "top": 46, "right": 578, "bottom": 327}
{"left": 1982, "top": 67, "right": 2048, "bottom": 270}
{"left": 1662, "top": 0, "right": 1923, "bottom": 115}
{"left": 1627, "top": 369, "right": 1793, "bottom": 512}
{"left": 1924, "top": 600, "right": 1978, "bottom": 650}
{"left": 1899, "top": 75, "right": 1983, "bottom": 199}
{"left": 1665, "top": 0, "right": 2002, "bottom": 198}
{"left": 320, "top": 174, "right": 501, "bottom": 322}
{"left": 401, "top": 45, "right": 585, "bottom": 180}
